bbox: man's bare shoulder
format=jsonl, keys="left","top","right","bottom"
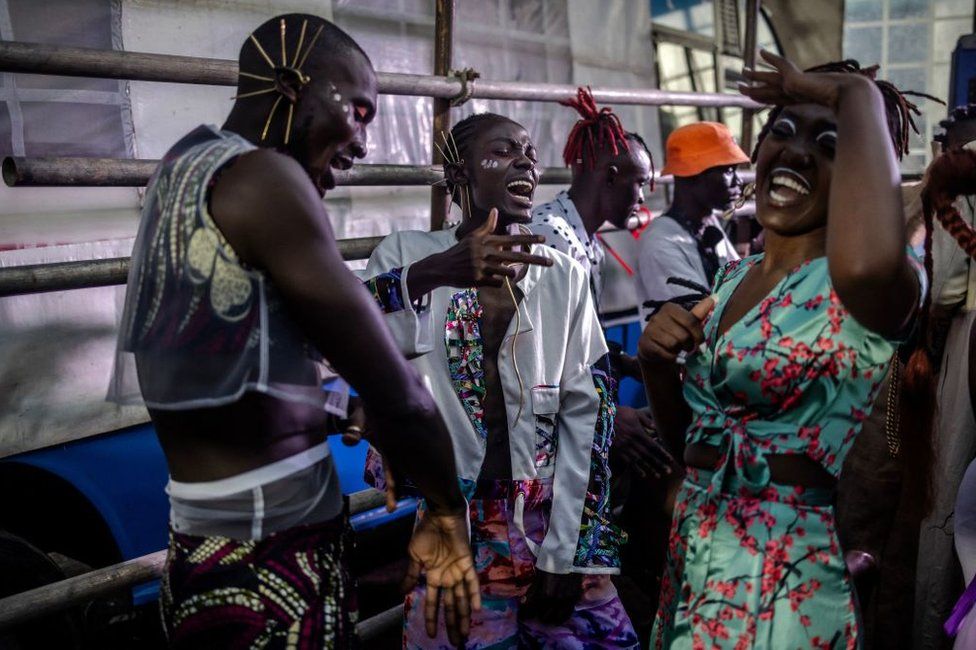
{"left": 210, "top": 148, "right": 327, "bottom": 265}
{"left": 215, "top": 148, "right": 318, "bottom": 214}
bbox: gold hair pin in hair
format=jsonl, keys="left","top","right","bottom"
{"left": 234, "top": 18, "right": 324, "bottom": 145}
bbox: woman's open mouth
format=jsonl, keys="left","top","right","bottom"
{"left": 506, "top": 178, "right": 535, "bottom": 208}
{"left": 767, "top": 167, "right": 811, "bottom": 208}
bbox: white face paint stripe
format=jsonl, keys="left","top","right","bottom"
{"left": 816, "top": 130, "right": 838, "bottom": 143}
{"left": 774, "top": 116, "right": 797, "bottom": 135}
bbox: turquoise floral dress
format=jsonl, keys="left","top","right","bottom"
{"left": 651, "top": 253, "right": 922, "bottom": 650}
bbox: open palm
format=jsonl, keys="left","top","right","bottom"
{"left": 403, "top": 511, "right": 481, "bottom": 645}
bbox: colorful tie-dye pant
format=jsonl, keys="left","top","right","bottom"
{"left": 161, "top": 517, "right": 356, "bottom": 649}
{"left": 403, "top": 478, "right": 639, "bottom": 649}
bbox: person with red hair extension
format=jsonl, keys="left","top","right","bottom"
{"left": 530, "top": 87, "right": 673, "bottom": 481}
{"left": 529, "top": 86, "right": 655, "bottom": 313}
{"left": 529, "top": 86, "right": 675, "bottom": 639}
{"left": 639, "top": 52, "right": 932, "bottom": 648}
{"left": 912, "top": 107, "right": 976, "bottom": 648}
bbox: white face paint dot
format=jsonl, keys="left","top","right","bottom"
{"left": 332, "top": 93, "right": 342, "bottom": 101}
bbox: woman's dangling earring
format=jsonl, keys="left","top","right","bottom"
{"left": 721, "top": 181, "right": 756, "bottom": 222}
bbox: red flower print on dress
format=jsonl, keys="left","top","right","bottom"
{"left": 650, "top": 253, "right": 915, "bottom": 648}
{"left": 788, "top": 579, "right": 822, "bottom": 612}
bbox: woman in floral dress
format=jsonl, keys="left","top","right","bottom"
{"left": 639, "top": 51, "right": 931, "bottom": 649}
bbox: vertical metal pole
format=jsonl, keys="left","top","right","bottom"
{"left": 736, "top": 0, "right": 761, "bottom": 255}
{"left": 739, "top": 0, "right": 761, "bottom": 153}
{"left": 429, "top": 0, "right": 456, "bottom": 231}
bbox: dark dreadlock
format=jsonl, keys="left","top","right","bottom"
{"left": 442, "top": 112, "right": 520, "bottom": 207}
{"left": 560, "top": 87, "right": 631, "bottom": 169}
{"left": 751, "top": 60, "right": 939, "bottom": 163}
{"left": 754, "top": 59, "right": 943, "bottom": 516}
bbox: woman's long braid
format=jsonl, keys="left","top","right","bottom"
{"left": 924, "top": 148, "right": 976, "bottom": 256}
{"left": 902, "top": 147, "right": 976, "bottom": 513}
{"left": 560, "top": 86, "right": 631, "bottom": 168}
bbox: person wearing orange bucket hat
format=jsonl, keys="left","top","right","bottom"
{"left": 635, "top": 122, "right": 747, "bottom": 321}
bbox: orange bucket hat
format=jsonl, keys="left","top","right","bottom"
{"left": 660, "top": 122, "right": 749, "bottom": 177}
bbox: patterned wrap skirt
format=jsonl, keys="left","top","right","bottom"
{"left": 651, "top": 469, "right": 859, "bottom": 650}
{"left": 161, "top": 516, "right": 356, "bottom": 649}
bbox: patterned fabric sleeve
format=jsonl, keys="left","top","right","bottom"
{"left": 363, "top": 267, "right": 410, "bottom": 314}
{"left": 572, "top": 353, "right": 627, "bottom": 572}
{"left": 360, "top": 233, "right": 434, "bottom": 357}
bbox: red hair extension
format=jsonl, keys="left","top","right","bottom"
{"left": 923, "top": 148, "right": 976, "bottom": 257}
{"left": 903, "top": 147, "right": 976, "bottom": 515}
{"left": 560, "top": 86, "right": 630, "bottom": 169}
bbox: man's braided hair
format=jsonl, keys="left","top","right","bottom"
{"left": 560, "top": 86, "right": 656, "bottom": 188}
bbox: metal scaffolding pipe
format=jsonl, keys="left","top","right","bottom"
{"left": 2, "top": 158, "right": 447, "bottom": 188}
{"left": 0, "top": 41, "right": 762, "bottom": 109}
{"left": 0, "top": 236, "right": 384, "bottom": 297}
{"left": 0, "top": 172, "right": 760, "bottom": 298}
{"left": 358, "top": 604, "right": 405, "bottom": 644}
{"left": 0, "top": 488, "right": 397, "bottom": 630}
{"left": 0, "top": 550, "right": 168, "bottom": 630}
{"left": 740, "top": 0, "right": 762, "bottom": 152}
{"left": 429, "top": 0, "right": 456, "bottom": 230}
{"left": 4, "top": 157, "right": 756, "bottom": 188}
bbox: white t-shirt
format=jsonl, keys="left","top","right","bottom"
{"left": 635, "top": 213, "right": 738, "bottom": 322}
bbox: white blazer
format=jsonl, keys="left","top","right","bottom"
{"left": 362, "top": 226, "right": 613, "bottom": 575}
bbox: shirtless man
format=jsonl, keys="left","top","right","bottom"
{"left": 362, "top": 113, "right": 638, "bottom": 648}
{"left": 110, "top": 14, "right": 476, "bottom": 648}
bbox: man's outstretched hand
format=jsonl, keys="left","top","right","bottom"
{"left": 403, "top": 511, "right": 481, "bottom": 645}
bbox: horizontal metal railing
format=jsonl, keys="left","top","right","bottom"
{"left": 0, "top": 236, "right": 384, "bottom": 297}
{"left": 1, "top": 158, "right": 446, "bottom": 188}
{"left": 0, "top": 488, "right": 395, "bottom": 631}
{"left": 1, "top": 157, "right": 576, "bottom": 188}
{"left": 0, "top": 41, "right": 762, "bottom": 109}
{"left": 0, "top": 163, "right": 757, "bottom": 297}
{"left": 3, "top": 157, "right": 728, "bottom": 188}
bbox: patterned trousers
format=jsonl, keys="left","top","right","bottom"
{"left": 161, "top": 517, "right": 356, "bottom": 649}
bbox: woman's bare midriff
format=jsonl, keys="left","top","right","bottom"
{"left": 684, "top": 442, "right": 837, "bottom": 490}
{"left": 151, "top": 392, "right": 331, "bottom": 482}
